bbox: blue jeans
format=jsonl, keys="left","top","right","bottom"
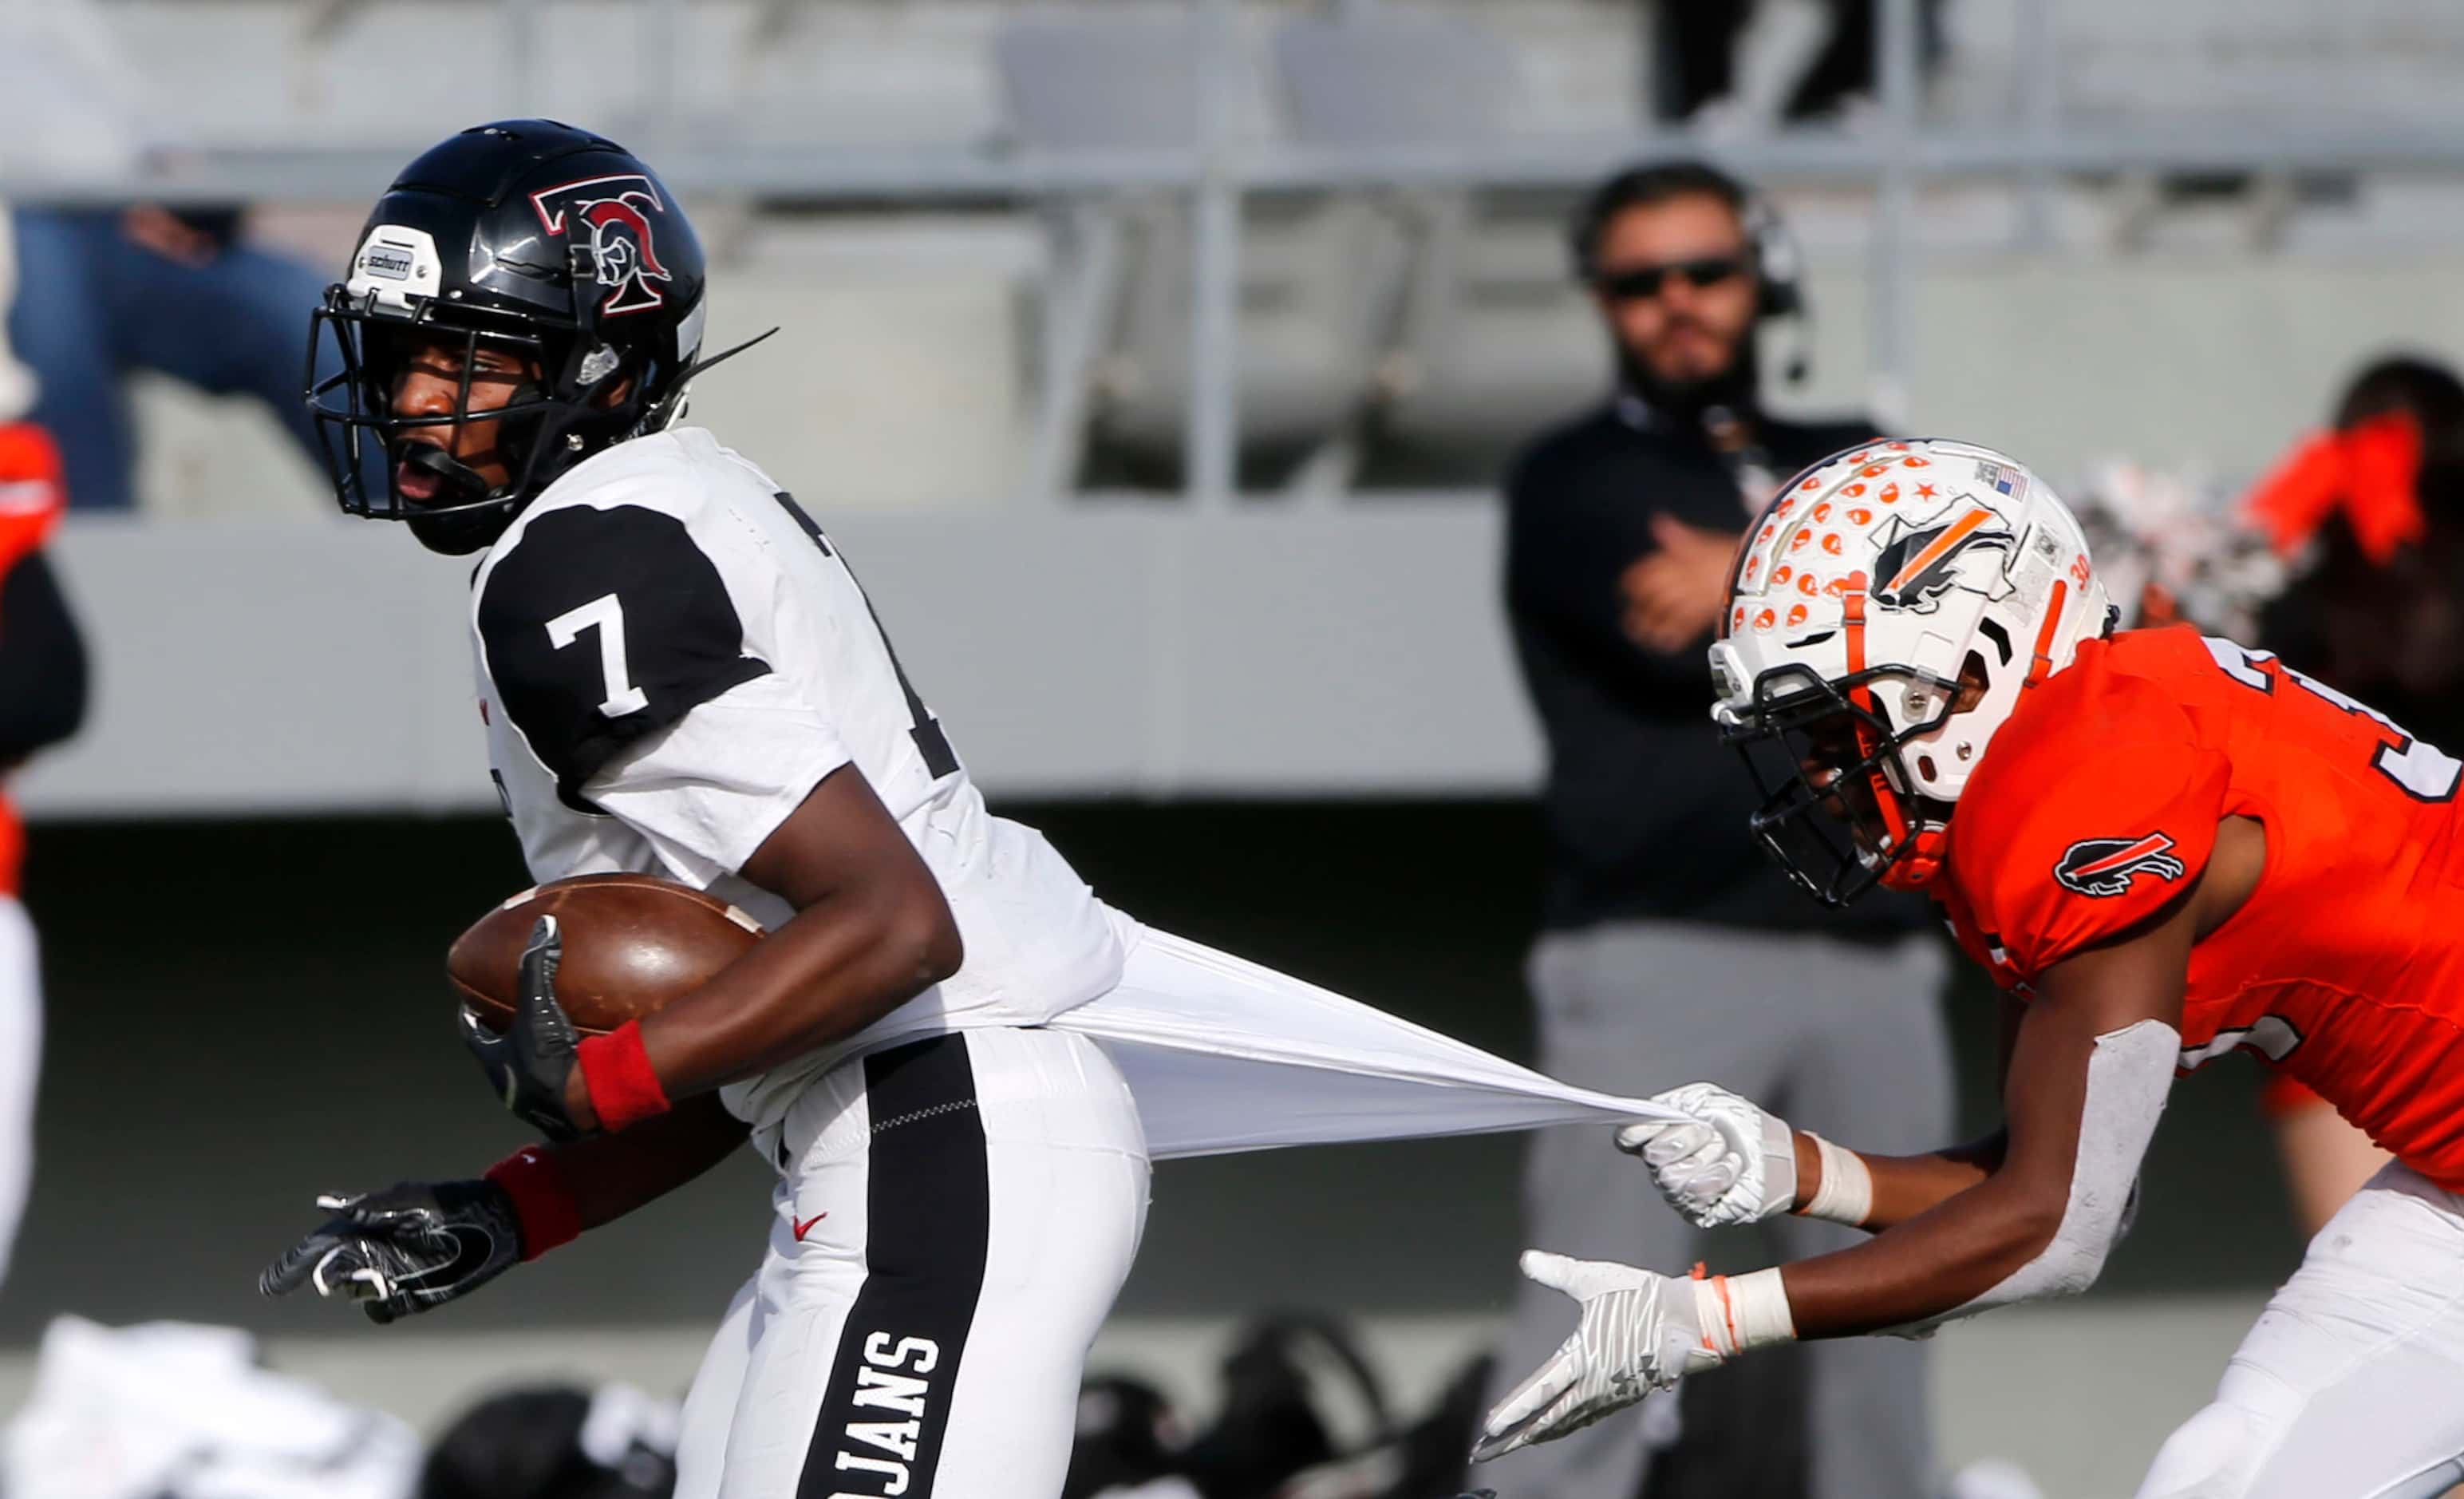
{"left": 7, "top": 208, "right": 369, "bottom": 512}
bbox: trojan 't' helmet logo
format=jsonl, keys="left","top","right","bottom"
{"left": 530, "top": 174, "right": 676, "bottom": 316}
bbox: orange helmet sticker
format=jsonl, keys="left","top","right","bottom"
{"left": 1847, "top": 507, "right": 1874, "bottom": 526}
{"left": 1880, "top": 507, "right": 1994, "bottom": 599}
{"left": 1786, "top": 603, "right": 1808, "bottom": 627}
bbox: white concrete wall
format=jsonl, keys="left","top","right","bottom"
{"left": 16, "top": 502, "right": 1541, "bottom": 816}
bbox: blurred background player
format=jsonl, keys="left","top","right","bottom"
{"left": 2092, "top": 354, "right": 2464, "bottom": 1240}
{"left": 1494, "top": 157, "right": 1948, "bottom": 1499}
{"left": 2242, "top": 354, "right": 2464, "bottom": 1233}
{"left": 0, "top": 236, "right": 89, "bottom": 1287}
{"left": 421, "top": 1383, "right": 680, "bottom": 1499}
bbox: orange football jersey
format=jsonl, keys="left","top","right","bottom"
{"left": 1935, "top": 625, "right": 2464, "bottom": 1189}
{"left": 0, "top": 422, "right": 67, "bottom": 898}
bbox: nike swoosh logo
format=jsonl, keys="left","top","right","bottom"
{"left": 792, "top": 1212, "right": 827, "bottom": 1242}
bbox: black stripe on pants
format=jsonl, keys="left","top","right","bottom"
{"left": 797, "top": 1035, "right": 990, "bottom": 1499}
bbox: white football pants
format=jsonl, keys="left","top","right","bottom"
{"left": 672, "top": 1024, "right": 1149, "bottom": 1499}
{"left": 667, "top": 914, "right": 1685, "bottom": 1499}
{"left": 0, "top": 896, "right": 39, "bottom": 1287}
{"left": 2136, "top": 1161, "right": 2464, "bottom": 1498}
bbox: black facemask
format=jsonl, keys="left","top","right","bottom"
{"left": 395, "top": 442, "right": 521, "bottom": 556}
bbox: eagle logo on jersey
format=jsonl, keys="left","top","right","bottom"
{"left": 528, "top": 174, "right": 675, "bottom": 317}
{"left": 1869, "top": 506, "right": 2015, "bottom": 612}
{"left": 2054, "top": 833, "right": 2186, "bottom": 898}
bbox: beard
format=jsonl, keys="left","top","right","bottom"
{"left": 1617, "top": 322, "right": 1762, "bottom": 421}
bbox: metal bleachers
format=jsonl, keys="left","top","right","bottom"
{"left": 16, "top": 0, "right": 2464, "bottom": 511}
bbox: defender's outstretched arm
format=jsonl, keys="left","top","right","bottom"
{"left": 1479, "top": 883, "right": 2200, "bottom": 1460}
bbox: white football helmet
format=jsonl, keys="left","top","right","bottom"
{"left": 1708, "top": 437, "right": 2114, "bottom": 905}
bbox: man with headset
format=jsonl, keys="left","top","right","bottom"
{"left": 1488, "top": 160, "right": 1950, "bottom": 1499}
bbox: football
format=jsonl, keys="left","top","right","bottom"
{"left": 448, "top": 872, "right": 765, "bottom": 1036}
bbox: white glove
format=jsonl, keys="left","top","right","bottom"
{"left": 1615, "top": 1082, "right": 1798, "bottom": 1228}
{"left": 1471, "top": 1252, "right": 1722, "bottom": 1461}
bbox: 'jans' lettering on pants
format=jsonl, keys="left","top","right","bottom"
{"left": 825, "top": 1331, "right": 942, "bottom": 1498}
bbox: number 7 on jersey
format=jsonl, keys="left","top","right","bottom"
{"left": 546, "top": 592, "right": 650, "bottom": 719}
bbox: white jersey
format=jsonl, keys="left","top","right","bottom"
{"left": 468, "top": 428, "right": 1124, "bottom": 1153}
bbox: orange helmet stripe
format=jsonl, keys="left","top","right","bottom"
{"left": 2027, "top": 578, "right": 2071, "bottom": 685}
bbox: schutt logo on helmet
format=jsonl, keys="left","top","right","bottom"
{"left": 529, "top": 174, "right": 674, "bottom": 316}
{"left": 2054, "top": 833, "right": 2187, "bottom": 899}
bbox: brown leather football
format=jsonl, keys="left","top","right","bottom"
{"left": 449, "top": 872, "right": 765, "bottom": 1036}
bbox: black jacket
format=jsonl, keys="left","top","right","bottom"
{"left": 1505, "top": 401, "right": 1927, "bottom": 937}
{"left": 0, "top": 551, "right": 88, "bottom": 765}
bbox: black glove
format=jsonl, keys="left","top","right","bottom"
{"left": 259, "top": 1179, "right": 523, "bottom": 1323}
{"left": 462, "top": 915, "right": 585, "bottom": 1141}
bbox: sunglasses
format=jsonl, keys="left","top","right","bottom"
{"left": 1594, "top": 255, "right": 1749, "bottom": 301}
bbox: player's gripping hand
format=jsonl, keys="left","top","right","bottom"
{"left": 1471, "top": 1252, "right": 1721, "bottom": 1461}
{"left": 258, "top": 1180, "right": 523, "bottom": 1324}
{"left": 1614, "top": 1082, "right": 1796, "bottom": 1228}
{"left": 462, "top": 916, "right": 586, "bottom": 1141}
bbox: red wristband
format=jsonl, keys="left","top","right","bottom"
{"left": 484, "top": 1145, "right": 582, "bottom": 1261}
{"left": 578, "top": 1019, "right": 673, "bottom": 1133}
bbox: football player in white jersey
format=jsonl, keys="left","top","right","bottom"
{"left": 255, "top": 120, "right": 1151, "bottom": 1499}
{"left": 258, "top": 121, "right": 1684, "bottom": 1499}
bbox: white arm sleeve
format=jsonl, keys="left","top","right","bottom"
{"left": 1887, "top": 1018, "right": 2177, "bottom": 1339}
{"left": 582, "top": 674, "right": 852, "bottom": 888}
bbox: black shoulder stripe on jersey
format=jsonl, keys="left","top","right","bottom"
{"left": 477, "top": 504, "right": 772, "bottom": 812}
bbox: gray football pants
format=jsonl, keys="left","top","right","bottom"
{"left": 1483, "top": 920, "right": 1953, "bottom": 1499}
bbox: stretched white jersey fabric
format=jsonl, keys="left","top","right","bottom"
{"left": 469, "top": 428, "right": 1680, "bottom": 1159}
{"left": 1057, "top": 913, "right": 1684, "bottom": 1160}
